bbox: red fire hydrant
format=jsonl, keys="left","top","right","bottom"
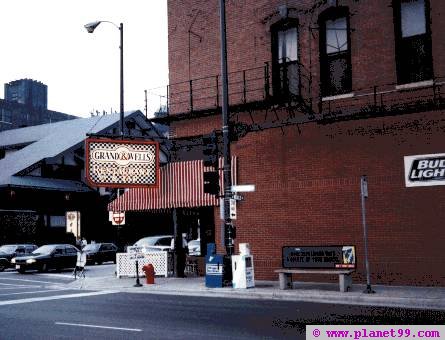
{"left": 142, "top": 264, "right": 155, "bottom": 284}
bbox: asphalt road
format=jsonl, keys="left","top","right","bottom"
{"left": 0, "top": 267, "right": 444, "bottom": 339}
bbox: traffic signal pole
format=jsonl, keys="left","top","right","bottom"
{"left": 219, "top": 0, "right": 234, "bottom": 256}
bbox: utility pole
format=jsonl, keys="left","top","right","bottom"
{"left": 219, "top": 0, "right": 234, "bottom": 257}
{"left": 361, "top": 175, "right": 375, "bottom": 294}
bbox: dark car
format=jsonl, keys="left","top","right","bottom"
{"left": 0, "top": 244, "right": 38, "bottom": 271}
{"left": 12, "top": 244, "right": 79, "bottom": 273}
{"left": 83, "top": 243, "right": 117, "bottom": 265}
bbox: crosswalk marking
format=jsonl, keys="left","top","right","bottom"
{"left": 55, "top": 322, "right": 142, "bottom": 332}
{"left": 0, "top": 288, "right": 72, "bottom": 296}
{"left": 0, "top": 290, "right": 118, "bottom": 306}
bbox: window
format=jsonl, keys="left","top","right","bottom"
{"left": 319, "top": 7, "right": 352, "bottom": 97}
{"left": 271, "top": 19, "right": 300, "bottom": 100}
{"left": 1, "top": 109, "right": 12, "bottom": 123}
{"left": 394, "top": 0, "right": 433, "bottom": 84}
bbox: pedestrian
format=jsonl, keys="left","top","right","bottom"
{"left": 81, "top": 237, "right": 87, "bottom": 248}
{"left": 171, "top": 233, "right": 188, "bottom": 277}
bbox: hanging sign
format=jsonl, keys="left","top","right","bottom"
{"left": 85, "top": 138, "right": 159, "bottom": 188}
{"left": 110, "top": 211, "right": 125, "bottom": 226}
{"left": 404, "top": 153, "right": 445, "bottom": 187}
{"left": 66, "top": 211, "right": 81, "bottom": 238}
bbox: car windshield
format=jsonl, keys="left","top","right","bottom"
{"left": 83, "top": 244, "right": 100, "bottom": 252}
{"left": 135, "top": 237, "right": 169, "bottom": 247}
{"left": 32, "top": 245, "right": 56, "bottom": 255}
{"left": 0, "top": 245, "right": 17, "bottom": 253}
{"left": 188, "top": 240, "right": 200, "bottom": 247}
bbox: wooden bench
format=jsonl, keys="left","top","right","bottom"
{"left": 274, "top": 268, "right": 354, "bottom": 292}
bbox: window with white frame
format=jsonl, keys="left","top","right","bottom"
{"left": 394, "top": 0, "right": 433, "bottom": 84}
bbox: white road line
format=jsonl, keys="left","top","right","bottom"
{"left": 0, "top": 288, "right": 72, "bottom": 296}
{"left": 0, "top": 290, "right": 118, "bottom": 306}
{"left": 0, "top": 277, "right": 63, "bottom": 284}
{"left": 36, "top": 273, "right": 76, "bottom": 279}
{"left": 0, "top": 282, "right": 40, "bottom": 287}
{"left": 55, "top": 322, "right": 142, "bottom": 332}
{"left": 0, "top": 287, "right": 40, "bottom": 290}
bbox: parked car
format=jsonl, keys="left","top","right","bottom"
{"left": 83, "top": 243, "right": 117, "bottom": 265}
{"left": 11, "top": 244, "right": 79, "bottom": 273}
{"left": 0, "top": 244, "right": 37, "bottom": 271}
{"left": 188, "top": 239, "right": 201, "bottom": 256}
{"left": 133, "top": 235, "right": 173, "bottom": 252}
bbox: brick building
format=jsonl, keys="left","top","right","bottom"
{"left": 114, "top": 0, "right": 445, "bottom": 285}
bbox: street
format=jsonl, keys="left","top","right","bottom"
{"left": 0, "top": 266, "right": 444, "bottom": 339}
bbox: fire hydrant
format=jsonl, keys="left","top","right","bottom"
{"left": 142, "top": 264, "right": 155, "bottom": 284}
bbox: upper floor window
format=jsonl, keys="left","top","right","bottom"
{"left": 271, "top": 20, "right": 300, "bottom": 100}
{"left": 394, "top": 0, "right": 433, "bottom": 84}
{"left": 319, "top": 7, "right": 352, "bottom": 97}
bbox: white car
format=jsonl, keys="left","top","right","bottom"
{"left": 188, "top": 239, "right": 201, "bottom": 256}
{"left": 133, "top": 235, "right": 173, "bottom": 252}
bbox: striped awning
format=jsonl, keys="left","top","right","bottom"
{"left": 108, "top": 157, "right": 237, "bottom": 211}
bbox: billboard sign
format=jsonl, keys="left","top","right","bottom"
{"left": 85, "top": 138, "right": 159, "bottom": 188}
{"left": 282, "top": 246, "right": 356, "bottom": 269}
{"left": 404, "top": 153, "right": 445, "bottom": 187}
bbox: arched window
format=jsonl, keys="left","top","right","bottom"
{"left": 319, "top": 7, "right": 352, "bottom": 97}
{"left": 271, "top": 19, "right": 300, "bottom": 100}
{"left": 393, "top": 0, "right": 433, "bottom": 84}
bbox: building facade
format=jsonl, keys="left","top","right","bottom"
{"left": 124, "top": 0, "right": 444, "bottom": 285}
{"left": 5, "top": 79, "right": 48, "bottom": 109}
{"left": 1, "top": 79, "right": 77, "bottom": 131}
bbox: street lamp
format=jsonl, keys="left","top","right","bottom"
{"left": 84, "top": 20, "right": 124, "bottom": 138}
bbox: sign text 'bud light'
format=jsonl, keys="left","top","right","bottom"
{"left": 404, "top": 153, "right": 445, "bottom": 187}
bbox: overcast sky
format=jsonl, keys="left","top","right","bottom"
{"left": 0, "top": 0, "right": 168, "bottom": 118}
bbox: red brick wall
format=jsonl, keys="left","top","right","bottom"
{"left": 167, "top": 0, "right": 445, "bottom": 285}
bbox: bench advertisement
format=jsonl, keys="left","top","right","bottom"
{"left": 282, "top": 246, "right": 356, "bottom": 269}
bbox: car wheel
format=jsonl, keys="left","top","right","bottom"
{"left": 18, "top": 269, "right": 26, "bottom": 274}
{"left": 0, "top": 264, "right": 5, "bottom": 272}
{"left": 39, "top": 263, "right": 48, "bottom": 272}
{"left": 97, "top": 261, "right": 102, "bottom": 265}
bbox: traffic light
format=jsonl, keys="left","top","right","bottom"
{"left": 202, "top": 131, "right": 218, "bottom": 168}
{"left": 203, "top": 170, "right": 220, "bottom": 195}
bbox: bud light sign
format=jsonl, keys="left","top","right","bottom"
{"left": 404, "top": 153, "right": 445, "bottom": 187}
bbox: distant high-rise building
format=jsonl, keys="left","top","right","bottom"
{"left": 5, "top": 79, "right": 48, "bottom": 110}
{"left": 0, "top": 79, "right": 77, "bottom": 131}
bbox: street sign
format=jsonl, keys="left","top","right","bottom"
{"left": 232, "top": 194, "right": 244, "bottom": 201}
{"left": 127, "top": 246, "right": 143, "bottom": 253}
{"left": 229, "top": 198, "right": 237, "bottom": 219}
{"left": 231, "top": 184, "right": 255, "bottom": 192}
{"left": 110, "top": 211, "right": 125, "bottom": 225}
{"left": 129, "top": 253, "right": 145, "bottom": 260}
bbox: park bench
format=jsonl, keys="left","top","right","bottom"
{"left": 276, "top": 245, "right": 356, "bottom": 292}
{"left": 274, "top": 268, "right": 354, "bottom": 292}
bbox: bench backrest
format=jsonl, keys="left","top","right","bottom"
{"left": 282, "top": 245, "right": 356, "bottom": 270}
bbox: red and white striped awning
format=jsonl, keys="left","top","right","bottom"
{"left": 108, "top": 157, "right": 237, "bottom": 211}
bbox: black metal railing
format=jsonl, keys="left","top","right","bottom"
{"left": 147, "top": 60, "right": 312, "bottom": 117}
{"left": 147, "top": 63, "right": 445, "bottom": 123}
{"left": 319, "top": 77, "right": 445, "bottom": 122}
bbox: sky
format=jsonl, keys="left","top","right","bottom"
{"left": 0, "top": 0, "right": 168, "bottom": 118}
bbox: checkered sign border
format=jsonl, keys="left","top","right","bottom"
{"left": 85, "top": 138, "right": 159, "bottom": 188}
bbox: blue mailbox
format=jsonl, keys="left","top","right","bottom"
{"left": 205, "top": 243, "right": 224, "bottom": 288}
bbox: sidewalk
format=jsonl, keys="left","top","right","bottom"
{"left": 65, "top": 274, "right": 445, "bottom": 311}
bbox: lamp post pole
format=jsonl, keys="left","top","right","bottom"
{"left": 84, "top": 20, "right": 124, "bottom": 137}
{"left": 219, "top": 0, "right": 234, "bottom": 257}
{"left": 119, "top": 22, "right": 124, "bottom": 138}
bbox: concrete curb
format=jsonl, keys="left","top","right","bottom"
{"left": 61, "top": 277, "right": 445, "bottom": 311}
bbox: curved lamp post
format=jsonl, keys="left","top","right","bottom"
{"left": 84, "top": 21, "right": 124, "bottom": 138}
